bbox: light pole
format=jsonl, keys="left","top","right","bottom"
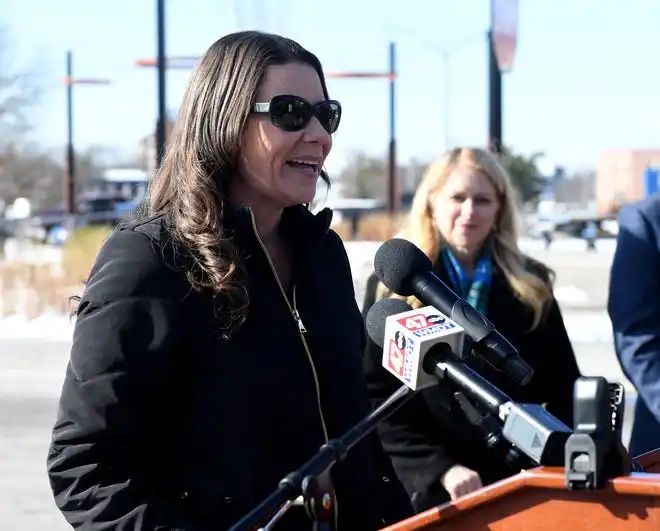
{"left": 488, "top": 0, "right": 519, "bottom": 154}
{"left": 156, "top": 0, "right": 167, "bottom": 170}
{"left": 487, "top": 29, "right": 502, "bottom": 154}
{"left": 388, "top": 26, "right": 483, "bottom": 151}
{"left": 319, "top": 45, "right": 398, "bottom": 214}
{"left": 388, "top": 42, "right": 397, "bottom": 215}
{"left": 63, "top": 51, "right": 111, "bottom": 216}
{"left": 438, "top": 33, "right": 484, "bottom": 150}
{"left": 135, "top": 56, "right": 200, "bottom": 173}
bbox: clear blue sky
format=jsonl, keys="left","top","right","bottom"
{"left": 4, "top": 0, "right": 660, "bottom": 175}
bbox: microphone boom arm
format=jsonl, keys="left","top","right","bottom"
{"left": 228, "top": 385, "right": 415, "bottom": 531}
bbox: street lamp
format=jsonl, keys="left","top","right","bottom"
{"left": 132, "top": 0, "right": 170, "bottom": 172}
{"left": 326, "top": 44, "right": 398, "bottom": 215}
{"left": 156, "top": 0, "right": 166, "bottom": 171}
{"left": 388, "top": 26, "right": 483, "bottom": 151}
{"left": 63, "top": 50, "right": 111, "bottom": 217}
{"left": 488, "top": 0, "right": 519, "bottom": 155}
{"left": 134, "top": 47, "right": 401, "bottom": 214}
{"left": 487, "top": 29, "right": 502, "bottom": 154}
{"left": 134, "top": 55, "right": 199, "bottom": 174}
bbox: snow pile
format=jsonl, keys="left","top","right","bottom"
{"left": 0, "top": 238, "right": 615, "bottom": 343}
{"left": 0, "top": 311, "right": 76, "bottom": 341}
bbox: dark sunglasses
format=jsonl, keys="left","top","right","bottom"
{"left": 252, "top": 95, "right": 342, "bottom": 134}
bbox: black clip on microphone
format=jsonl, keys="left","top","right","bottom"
{"left": 453, "top": 391, "right": 531, "bottom": 471}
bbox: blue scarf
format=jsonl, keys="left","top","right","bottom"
{"left": 442, "top": 248, "right": 492, "bottom": 316}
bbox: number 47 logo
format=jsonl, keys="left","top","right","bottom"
{"left": 398, "top": 314, "right": 429, "bottom": 331}
{"left": 387, "top": 339, "right": 405, "bottom": 377}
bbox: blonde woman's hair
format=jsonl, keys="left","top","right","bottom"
{"left": 375, "top": 147, "right": 553, "bottom": 330}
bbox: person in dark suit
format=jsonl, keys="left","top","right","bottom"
{"left": 609, "top": 194, "right": 660, "bottom": 457}
{"left": 46, "top": 31, "right": 412, "bottom": 531}
{"left": 362, "top": 147, "right": 581, "bottom": 512}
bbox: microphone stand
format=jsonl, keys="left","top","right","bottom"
{"left": 228, "top": 385, "right": 415, "bottom": 531}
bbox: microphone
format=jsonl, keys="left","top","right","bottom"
{"left": 374, "top": 238, "right": 534, "bottom": 386}
{"left": 366, "top": 298, "right": 572, "bottom": 467}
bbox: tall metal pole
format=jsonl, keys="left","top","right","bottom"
{"left": 387, "top": 42, "right": 397, "bottom": 215}
{"left": 155, "top": 0, "right": 167, "bottom": 170}
{"left": 65, "top": 51, "right": 76, "bottom": 216}
{"left": 487, "top": 30, "right": 503, "bottom": 154}
{"left": 441, "top": 51, "right": 451, "bottom": 151}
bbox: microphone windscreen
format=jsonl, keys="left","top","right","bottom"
{"left": 374, "top": 238, "right": 432, "bottom": 296}
{"left": 365, "top": 298, "right": 413, "bottom": 348}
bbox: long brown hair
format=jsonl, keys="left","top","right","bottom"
{"left": 145, "top": 31, "right": 330, "bottom": 333}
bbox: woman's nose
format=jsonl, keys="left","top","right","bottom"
{"left": 302, "top": 117, "right": 331, "bottom": 146}
{"left": 461, "top": 199, "right": 475, "bottom": 217}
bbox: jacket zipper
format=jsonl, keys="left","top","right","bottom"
{"left": 249, "top": 213, "right": 339, "bottom": 529}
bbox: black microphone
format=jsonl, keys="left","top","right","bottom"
{"left": 373, "top": 238, "right": 533, "bottom": 386}
{"left": 365, "top": 298, "right": 571, "bottom": 467}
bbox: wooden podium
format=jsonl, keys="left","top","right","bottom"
{"left": 381, "top": 450, "right": 660, "bottom": 531}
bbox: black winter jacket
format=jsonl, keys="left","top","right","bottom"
{"left": 47, "top": 204, "right": 412, "bottom": 530}
{"left": 362, "top": 256, "right": 581, "bottom": 512}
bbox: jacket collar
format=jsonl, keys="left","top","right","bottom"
{"left": 155, "top": 201, "right": 334, "bottom": 277}
{"left": 222, "top": 203, "right": 333, "bottom": 249}
{"left": 224, "top": 203, "right": 334, "bottom": 282}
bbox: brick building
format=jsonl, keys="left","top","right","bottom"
{"left": 596, "top": 149, "right": 660, "bottom": 214}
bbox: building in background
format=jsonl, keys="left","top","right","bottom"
{"left": 596, "top": 149, "right": 660, "bottom": 214}
{"left": 85, "top": 168, "right": 150, "bottom": 202}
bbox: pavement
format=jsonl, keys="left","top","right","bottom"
{"left": 0, "top": 339, "right": 71, "bottom": 530}
{"left": 0, "top": 237, "right": 640, "bottom": 529}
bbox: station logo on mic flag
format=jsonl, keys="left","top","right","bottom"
{"left": 386, "top": 337, "right": 406, "bottom": 378}
{"left": 397, "top": 312, "right": 456, "bottom": 338}
{"left": 382, "top": 305, "right": 465, "bottom": 391}
{"left": 386, "top": 330, "right": 415, "bottom": 383}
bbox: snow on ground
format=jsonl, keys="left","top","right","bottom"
{"left": 0, "top": 312, "right": 76, "bottom": 342}
{"left": 2, "top": 239, "right": 62, "bottom": 265}
{"left": 342, "top": 238, "right": 617, "bottom": 279}
{"left": 0, "top": 237, "right": 616, "bottom": 342}
{"left": 0, "top": 307, "right": 614, "bottom": 345}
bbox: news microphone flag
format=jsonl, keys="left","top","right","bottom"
{"left": 382, "top": 305, "right": 465, "bottom": 391}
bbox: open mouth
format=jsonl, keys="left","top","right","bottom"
{"left": 286, "top": 159, "right": 321, "bottom": 172}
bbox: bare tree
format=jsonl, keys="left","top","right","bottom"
{"left": 339, "top": 152, "right": 389, "bottom": 199}
{"left": 0, "top": 27, "right": 43, "bottom": 141}
{"left": 0, "top": 143, "right": 62, "bottom": 209}
{"left": 338, "top": 151, "right": 428, "bottom": 199}
{"left": 0, "top": 144, "right": 108, "bottom": 210}
{"left": 0, "top": 26, "right": 49, "bottom": 209}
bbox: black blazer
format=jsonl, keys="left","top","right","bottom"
{"left": 362, "top": 255, "right": 581, "bottom": 512}
{"left": 47, "top": 205, "right": 412, "bottom": 530}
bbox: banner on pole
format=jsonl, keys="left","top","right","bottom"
{"left": 491, "top": 0, "right": 519, "bottom": 73}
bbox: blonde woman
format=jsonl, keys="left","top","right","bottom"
{"left": 362, "top": 147, "right": 580, "bottom": 512}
